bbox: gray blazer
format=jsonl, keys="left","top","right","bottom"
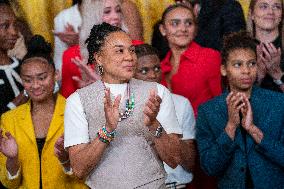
{"left": 196, "top": 86, "right": 284, "bottom": 189}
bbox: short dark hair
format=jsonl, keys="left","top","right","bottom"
{"left": 221, "top": 31, "right": 257, "bottom": 66}
{"left": 135, "top": 44, "right": 159, "bottom": 59}
{"left": 22, "top": 35, "right": 55, "bottom": 69}
{"left": 85, "top": 22, "right": 122, "bottom": 64}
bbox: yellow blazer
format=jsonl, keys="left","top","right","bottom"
{"left": 0, "top": 94, "right": 87, "bottom": 189}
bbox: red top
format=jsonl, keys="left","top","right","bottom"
{"left": 61, "top": 45, "right": 82, "bottom": 98}
{"left": 161, "top": 42, "right": 222, "bottom": 116}
{"left": 61, "top": 39, "right": 144, "bottom": 98}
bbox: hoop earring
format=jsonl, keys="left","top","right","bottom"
{"left": 97, "top": 64, "right": 104, "bottom": 76}
{"left": 53, "top": 81, "right": 60, "bottom": 94}
{"left": 23, "top": 89, "right": 29, "bottom": 97}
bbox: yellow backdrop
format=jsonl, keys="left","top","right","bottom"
{"left": 13, "top": 0, "right": 72, "bottom": 44}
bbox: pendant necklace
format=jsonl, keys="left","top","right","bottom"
{"left": 102, "top": 81, "right": 135, "bottom": 122}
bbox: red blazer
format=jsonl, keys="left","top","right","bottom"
{"left": 161, "top": 42, "right": 222, "bottom": 116}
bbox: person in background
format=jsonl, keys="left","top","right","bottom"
{"left": 195, "top": 0, "right": 246, "bottom": 51}
{"left": 247, "top": 0, "right": 284, "bottom": 92}
{"left": 135, "top": 43, "right": 196, "bottom": 189}
{"left": 0, "top": 0, "right": 27, "bottom": 117}
{"left": 53, "top": 0, "right": 82, "bottom": 77}
{"left": 159, "top": 3, "right": 222, "bottom": 116}
{"left": 196, "top": 31, "right": 284, "bottom": 189}
{"left": 64, "top": 22, "right": 182, "bottom": 189}
{"left": 152, "top": 0, "right": 200, "bottom": 60}
{"left": 159, "top": 4, "right": 222, "bottom": 189}
{"left": 0, "top": 35, "right": 88, "bottom": 189}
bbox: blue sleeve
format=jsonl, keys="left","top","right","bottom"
{"left": 196, "top": 105, "right": 237, "bottom": 176}
{"left": 255, "top": 124, "right": 284, "bottom": 168}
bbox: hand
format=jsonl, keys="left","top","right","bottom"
{"left": 256, "top": 44, "right": 267, "bottom": 83}
{"left": 12, "top": 91, "right": 29, "bottom": 106}
{"left": 53, "top": 23, "right": 79, "bottom": 46}
{"left": 226, "top": 92, "right": 245, "bottom": 127}
{"left": 0, "top": 129, "right": 18, "bottom": 159}
{"left": 260, "top": 43, "right": 282, "bottom": 79}
{"left": 240, "top": 95, "right": 254, "bottom": 131}
{"left": 54, "top": 135, "right": 69, "bottom": 163}
{"left": 104, "top": 88, "right": 121, "bottom": 132}
{"left": 71, "top": 57, "right": 100, "bottom": 88}
{"left": 143, "top": 90, "right": 162, "bottom": 127}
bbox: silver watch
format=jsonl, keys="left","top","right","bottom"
{"left": 155, "top": 125, "right": 163, "bottom": 138}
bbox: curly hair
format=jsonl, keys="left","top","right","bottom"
{"left": 85, "top": 22, "right": 122, "bottom": 64}
{"left": 221, "top": 31, "right": 256, "bottom": 66}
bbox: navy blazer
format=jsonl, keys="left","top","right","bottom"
{"left": 196, "top": 86, "right": 284, "bottom": 189}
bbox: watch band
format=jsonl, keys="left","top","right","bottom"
{"left": 155, "top": 125, "right": 164, "bottom": 138}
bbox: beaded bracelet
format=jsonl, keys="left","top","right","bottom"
{"left": 97, "top": 134, "right": 110, "bottom": 144}
{"left": 97, "top": 127, "right": 116, "bottom": 144}
{"left": 102, "top": 127, "right": 116, "bottom": 138}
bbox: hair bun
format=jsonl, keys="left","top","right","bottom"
{"left": 26, "top": 35, "right": 52, "bottom": 57}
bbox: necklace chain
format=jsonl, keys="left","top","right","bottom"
{"left": 102, "top": 81, "right": 135, "bottom": 122}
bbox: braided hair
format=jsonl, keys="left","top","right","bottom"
{"left": 22, "top": 35, "right": 55, "bottom": 69}
{"left": 85, "top": 22, "right": 122, "bottom": 64}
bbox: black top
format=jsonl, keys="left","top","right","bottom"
{"left": 36, "top": 138, "right": 46, "bottom": 189}
{"left": 256, "top": 36, "right": 284, "bottom": 92}
{"left": 0, "top": 58, "right": 23, "bottom": 116}
{"left": 195, "top": 0, "right": 246, "bottom": 51}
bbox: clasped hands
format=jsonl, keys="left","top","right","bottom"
{"left": 257, "top": 43, "right": 282, "bottom": 81}
{"left": 225, "top": 92, "right": 263, "bottom": 143}
{"left": 103, "top": 88, "right": 162, "bottom": 132}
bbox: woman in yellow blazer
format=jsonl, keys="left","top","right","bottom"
{"left": 0, "top": 35, "right": 87, "bottom": 189}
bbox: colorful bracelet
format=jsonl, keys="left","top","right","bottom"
{"left": 97, "top": 127, "right": 116, "bottom": 144}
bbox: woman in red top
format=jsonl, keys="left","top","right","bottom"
{"left": 159, "top": 4, "right": 222, "bottom": 116}
{"left": 61, "top": 0, "right": 143, "bottom": 98}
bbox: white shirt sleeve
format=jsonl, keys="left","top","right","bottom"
{"left": 156, "top": 84, "right": 182, "bottom": 135}
{"left": 174, "top": 95, "right": 196, "bottom": 140}
{"left": 64, "top": 92, "right": 90, "bottom": 148}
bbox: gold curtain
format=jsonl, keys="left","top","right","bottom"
{"left": 11, "top": 0, "right": 73, "bottom": 44}
{"left": 132, "top": 0, "right": 174, "bottom": 44}
{"left": 238, "top": 0, "right": 250, "bottom": 20}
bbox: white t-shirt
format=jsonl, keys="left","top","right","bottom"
{"left": 64, "top": 82, "right": 182, "bottom": 148}
{"left": 164, "top": 94, "right": 196, "bottom": 185}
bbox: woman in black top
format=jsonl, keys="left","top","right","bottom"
{"left": 0, "top": 0, "right": 27, "bottom": 116}
{"left": 247, "top": 0, "right": 284, "bottom": 92}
